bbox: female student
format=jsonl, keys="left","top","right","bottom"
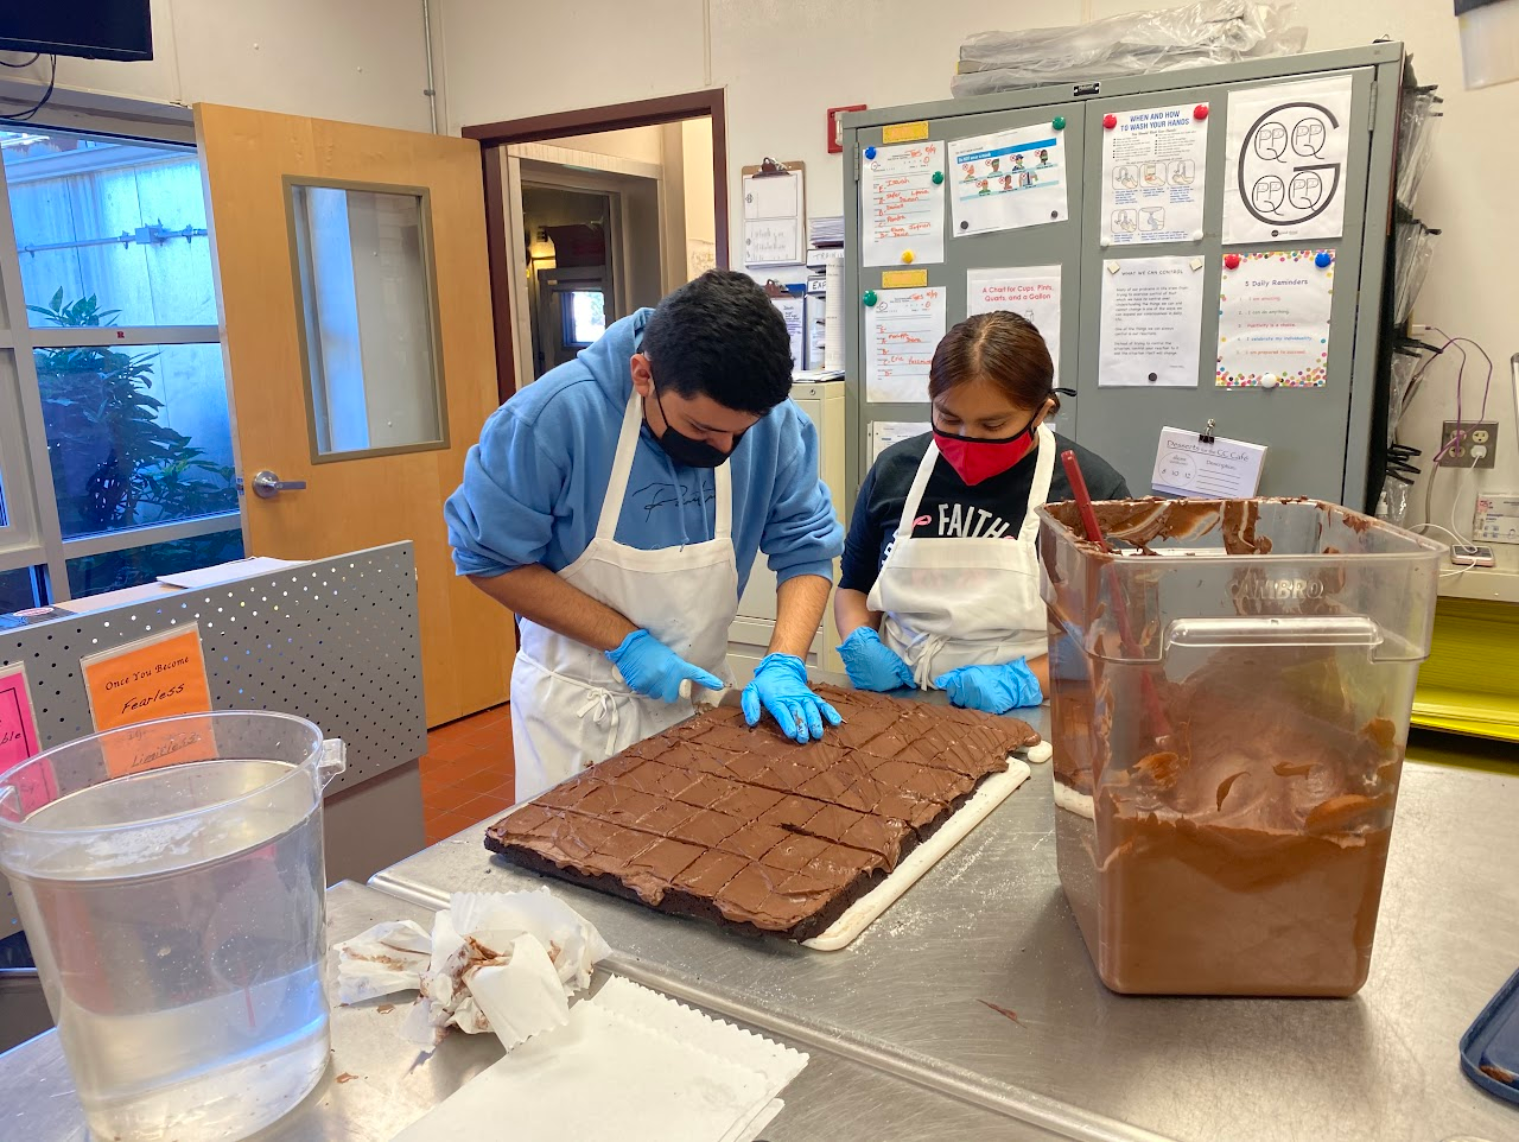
{"left": 834, "top": 311, "right": 1129, "bottom": 713}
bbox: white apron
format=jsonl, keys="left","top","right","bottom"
{"left": 867, "top": 424, "right": 1055, "bottom": 689}
{"left": 510, "top": 392, "right": 738, "bottom": 801}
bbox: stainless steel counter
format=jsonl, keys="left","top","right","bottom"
{"left": 0, "top": 881, "right": 1057, "bottom": 1142}
{"left": 369, "top": 696, "right": 1519, "bottom": 1142}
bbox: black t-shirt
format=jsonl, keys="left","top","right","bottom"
{"left": 838, "top": 431, "right": 1131, "bottom": 595}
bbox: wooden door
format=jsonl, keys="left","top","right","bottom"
{"left": 195, "top": 103, "right": 513, "bottom": 727}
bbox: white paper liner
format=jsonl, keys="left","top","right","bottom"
{"left": 592, "top": 976, "right": 809, "bottom": 1097}
{"left": 333, "top": 890, "right": 609, "bottom": 1054}
{"left": 391, "top": 987, "right": 803, "bottom": 1142}
{"left": 330, "top": 919, "right": 432, "bottom": 1005}
{"left": 466, "top": 933, "right": 571, "bottom": 1050}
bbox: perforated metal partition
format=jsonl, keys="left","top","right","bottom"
{"left": 2, "top": 542, "right": 427, "bottom": 932}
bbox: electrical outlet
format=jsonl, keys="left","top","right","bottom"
{"left": 1437, "top": 420, "right": 1499, "bottom": 468}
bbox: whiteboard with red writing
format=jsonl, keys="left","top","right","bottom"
{"left": 864, "top": 287, "right": 946, "bottom": 403}
{"left": 861, "top": 141, "right": 945, "bottom": 268}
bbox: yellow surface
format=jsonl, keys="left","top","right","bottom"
{"left": 881, "top": 120, "right": 930, "bottom": 143}
{"left": 1412, "top": 597, "right": 1518, "bottom": 741}
{"left": 881, "top": 269, "right": 928, "bottom": 288}
{"left": 195, "top": 104, "right": 513, "bottom": 727}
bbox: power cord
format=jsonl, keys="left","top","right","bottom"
{"left": 0, "top": 54, "right": 57, "bottom": 124}
{"left": 1406, "top": 328, "right": 1497, "bottom": 573}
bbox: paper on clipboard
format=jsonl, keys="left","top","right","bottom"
{"left": 743, "top": 165, "right": 804, "bottom": 267}
{"left": 1151, "top": 426, "right": 1267, "bottom": 499}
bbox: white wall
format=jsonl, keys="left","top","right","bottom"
{"left": 439, "top": 0, "right": 1518, "bottom": 532}
{"left": 0, "top": 0, "right": 435, "bottom": 130}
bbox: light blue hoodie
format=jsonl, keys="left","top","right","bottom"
{"left": 445, "top": 310, "right": 843, "bottom": 597}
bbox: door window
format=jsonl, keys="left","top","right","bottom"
{"left": 287, "top": 181, "right": 447, "bottom": 459}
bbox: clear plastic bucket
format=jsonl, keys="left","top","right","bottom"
{"left": 0, "top": 711, "right": 346, "bottom": 1141}
{"left": 1037, "top": 498, "right": 1442, "bottom": 997}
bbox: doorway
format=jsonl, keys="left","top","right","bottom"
{"left": 465, "top": 92, "right": 727, "bottom": 401}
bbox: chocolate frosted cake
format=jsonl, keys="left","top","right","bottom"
{"left": 485, "top": 684, "right": 1040, "bottom": 941}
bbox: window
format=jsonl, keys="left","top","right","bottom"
{"left": 0, "top": 127, "right": 242, "bottom": 609}
{"left": 287, "top": 181, "right": 446, "bottom": 458}
{"left": 564, "top": 289, "right": 606, "bottom": 346}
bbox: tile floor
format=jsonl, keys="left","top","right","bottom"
{"left": 419, "top": 703, "right": 516, "bottom": 844}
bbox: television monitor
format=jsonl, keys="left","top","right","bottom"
{"left": 0, "top": 3, "right": 153, "bottom": 63}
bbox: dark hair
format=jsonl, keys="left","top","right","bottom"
{"left": 928, "top": 311, "right": 1058, "bottom": 414}
{"left": 641, "top": 270, "right": 793, "bottom": 415}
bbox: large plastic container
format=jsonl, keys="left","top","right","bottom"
{"left": 0, "top": 712, "right": 345, "bottom": 1141}
{"left": 1036, "top": 498, "right": 1441, "bottom": 997}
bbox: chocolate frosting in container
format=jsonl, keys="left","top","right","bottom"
{"left": 1038, "top": 497, "right": 1423, "bottom": 997}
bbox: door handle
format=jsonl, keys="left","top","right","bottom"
{"left": 242, "top": 470, "right": 308, "bottom": 499}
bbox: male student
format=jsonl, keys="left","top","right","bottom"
{"left": 446, "top": 271, "right": 844, "bottom": 800}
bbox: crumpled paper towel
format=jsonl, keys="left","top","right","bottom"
{"left": 330, "top": 888, "right": 609, "bottom": 1053}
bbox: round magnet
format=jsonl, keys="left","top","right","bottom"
{"left": 1102, "top": 113, "right": 1117, "bottom": 130}
{"left": 1224, "top": 253, "right": 1242, "bottom": 270}
{"left": 1193, "top": 104, "right": 1209, "bottom": 121}
{"left": 931, "top": 170, "right": 944, "bottom": 184}
{"left": 901, "top": 250, "right": 914, "bottom": 264}
{"left": 1315, "top": 251, "right": 1333, "bottom": 268}
{"left": 1260, "top": 373, "right": 1280, "bottom": 389}
{"left": 862, "top": 290, "right": 878, "bottom": 307}
{"left": 1052, "top": 115, "right": 1067, "bottom": 130}
{"left": 864, "top": 145, "right": 877, "bottom": 160}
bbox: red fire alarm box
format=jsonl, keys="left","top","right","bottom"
{"left": 827, "top": 105, "right": 867, "bottom": 154}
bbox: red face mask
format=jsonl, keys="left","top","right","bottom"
{"left": 933, "top": 422, "right": 1038, "bottom": 486}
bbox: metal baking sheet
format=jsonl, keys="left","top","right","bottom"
{"left": 369, "top": 688, "right": 1519, "bottom": 1142}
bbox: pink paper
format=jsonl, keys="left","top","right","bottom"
{"left": 0, "top": 663, "right": 55, "bottom": 817}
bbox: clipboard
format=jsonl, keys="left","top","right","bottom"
{"left": 742, "top": 158, "right": 806, "bottom": 268}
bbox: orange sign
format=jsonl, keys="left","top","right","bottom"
{"left": 82, "top": 624, "right": 215, "bottom": 776}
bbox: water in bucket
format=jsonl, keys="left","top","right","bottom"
{"left": 0, "top": 711, "right": 346, "bottom": 1141}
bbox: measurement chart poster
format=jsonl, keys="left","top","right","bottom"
{"left": 966, "top": 265, "right": 1062, "bottom": 378}
{"left": 950, "top": 124, "right": 1067, "bottom": 237}
{"left": 82, "top": 624, "right": 215, "bottom": 776}
{"left": 1098, "top": 257, "right": 1205, "bottom": 388}
{"left": 861, "top": 141, "right": 945, "bottom": 267}
{"left": 865, "top": 287, "right": 947, "bottom": 403}
{"left": 1223, "top": 76, "right": 1352, "bottom": 245}
{"left": 1101, "top": 103, "right": 1209, "bottom": 246}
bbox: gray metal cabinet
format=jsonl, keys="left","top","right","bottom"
{"left": 841, "top": 45, "right": 1404, "bottom": 512}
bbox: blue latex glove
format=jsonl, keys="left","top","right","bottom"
{"left": 741, "top": 653, "right": 843, "bottom": 743}
{"left": 606, "top": 630, "right": 723, "bottom": 704}
{"left": 933, "top": 659, "right": 1043, "bottom": 714}
{"left": 837, "top": 627, "right": 913, "bottom": 693}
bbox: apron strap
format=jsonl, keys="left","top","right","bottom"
{"left": 595, "top": 393, "right": 646, "bottom": 542}
{"left": 574, "top": 685, "right": 621, "bottom": 763}
{"left": 1017, "top": 425, "right": 1057, "bottom": 545}
{"left": 893, "top": 439, "right": 941, "bottom": 542}
{"left": 712, "top": 455, "right": 733, "bottom": 541}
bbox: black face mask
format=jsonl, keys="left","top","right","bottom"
{"left": 650, "top": 385, "right": 743, "bottom": 468}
